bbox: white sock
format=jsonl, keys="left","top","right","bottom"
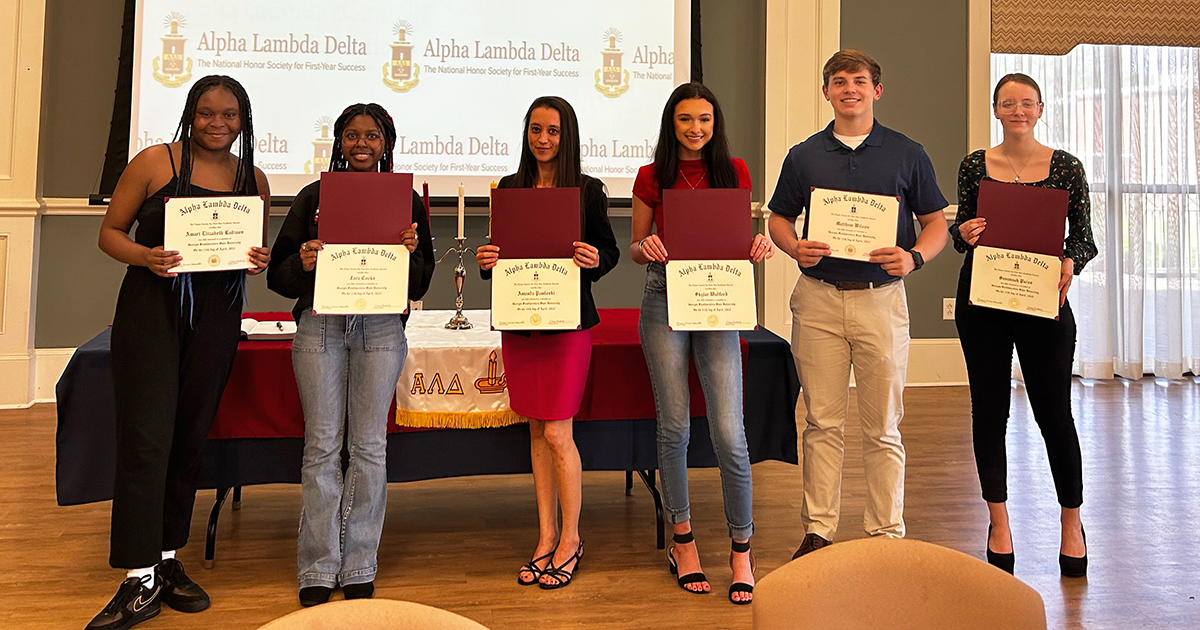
{"left": 161, "top": 550, "right": 176, "bottom": 562}
{"left": 127, "top": 566, "right": 156, "bottom": 588}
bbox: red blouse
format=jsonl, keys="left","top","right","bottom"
{"left": 632, "top": 158, "right": 752, "bottom": 244}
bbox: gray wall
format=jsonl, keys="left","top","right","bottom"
{"left": 843, "top": 0, "right": 968, "bottom": 339}
{"left": 39, "top": 0, "right": 124, "bottom": 198}
{"left": 701, "top": 0, "right": 767, "bottom": 200}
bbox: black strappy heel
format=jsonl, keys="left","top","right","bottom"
{"left": 539, "top": 541, "right": 584, "bottom": 590}
{"left": 728, "top": 540, "right": 756, "bottom": 605}
{"left": 667, "top": 531, "right": 709, "bottom": 594}
{"left": 517, "top": 547, "right": 557, "bottom": 586}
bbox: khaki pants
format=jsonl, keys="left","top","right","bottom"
{"left": 789, "top": 274, "right": 909, "bottom": 539}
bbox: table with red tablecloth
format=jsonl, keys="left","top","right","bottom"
{"left": 55, "top": 308, "right": 798, "bottom": 557}
{"left": 204, "top": 309, "right": 754, "bottom": 438}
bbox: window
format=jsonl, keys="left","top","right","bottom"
{"left": 992, "top": 46, "right": 1200, "bottom": 378}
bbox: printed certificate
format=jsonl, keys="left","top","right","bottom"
{"left": 807, "top": 188, "right": 899, "bottom": 262}
{"left": 968, "top": 245, "right": 1060, "bottom": 319}
{"left": 491, "top": 258, "right": 580, "bottom": 330}
{"left": 666, "top": 260, "right": 757, "bottom": 331}
{"left": 313, "top": 244, "right": 410, "bottom": 314}
{"left": 163, "top": 196, "right": 263, "bottom": 272}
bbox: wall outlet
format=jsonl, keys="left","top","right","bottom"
{"left": 942, "top": 298, "right": 955, "bottom": 320}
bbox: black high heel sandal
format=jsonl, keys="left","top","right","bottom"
{"left": 986, "top": 525, "right": 1015, "bottom": 575}
{"left": 728, "top": 540, "right": 756, "bottom": 605}
{"left": 517, "top": 547, "right": 557, "bottom": 586}
{"left": 539, "top": 541, "right": 584, "bottom": 590}
{"left": 666, "top": 531, "right": 708, "bottom": 594}
{"left": 1059, "top": 525, "right": 1087, "bottom": 577}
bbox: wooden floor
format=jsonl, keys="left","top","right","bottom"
{"left": 4, "top": 380, "right": 1199, "bottom": 629}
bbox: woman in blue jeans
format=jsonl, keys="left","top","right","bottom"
{"left": 267, "top": 103, "right": 434, "bottom": 607}
{"left": 630, "top": 82, "right": 773, "bottom": 605}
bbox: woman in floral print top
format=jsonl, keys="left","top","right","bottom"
{"left": 949, "top": 73, "right": 1097, "bottom": 579}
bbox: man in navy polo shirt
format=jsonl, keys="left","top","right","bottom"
{"left": 768, "top": 49, "right": 949, "bottom": 558}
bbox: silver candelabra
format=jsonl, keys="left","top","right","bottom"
{"left": 437, "top": 236, "right": 475, "bottom": 329}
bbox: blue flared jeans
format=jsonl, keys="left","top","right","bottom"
{"left": 292, "top": 313, "right": 407, "bottom": 588}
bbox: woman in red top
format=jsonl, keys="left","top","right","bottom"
{"left": 631, "top": 82, "right": 772, "bottom": 604}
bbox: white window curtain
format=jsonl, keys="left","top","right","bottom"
{"left": 992, "top": 46, "right": 1200, "bottom": 379}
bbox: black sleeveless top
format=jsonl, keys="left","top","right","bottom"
{"left": 133, "top": 144, "right": 260, "bottom": 250}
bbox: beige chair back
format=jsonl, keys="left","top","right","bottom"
{"left": 256, "top": 599, "right": 490, "bottom": 630}
{"left": 753, "top": 537, "right": 1046, "bottom": 630}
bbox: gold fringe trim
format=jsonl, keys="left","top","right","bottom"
{"left": 395, "top": 409, "right": 529, "bottom": 429}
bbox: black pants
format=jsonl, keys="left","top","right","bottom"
{"left": 955, "top": 281, "right": 1083, "bottom": 508}
{"left": 109, "top": 267, "right": 242, "bottom": 569}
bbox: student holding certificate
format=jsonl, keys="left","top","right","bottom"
{"left": 475, "top": 96, "right": 619, "bottom": 590}
{"left": 768, "top": 50, "right": 949, "bottom": 558}
{"left": 949, "top": 73, "right": 1096, "bottom": 577}
{"left": 630, "top": 82, "right": 771, "bottom": 604}
{"left": 266, "top": 104, "right": 432, "bottom": 606}
{"left": 92, "top": 75, "right": 270, "bottom": 630}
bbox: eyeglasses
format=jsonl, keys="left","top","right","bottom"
{"left": 997, "top": 100, "right": 1041, "bottom": 112}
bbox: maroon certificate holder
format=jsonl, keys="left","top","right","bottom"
{"left": 663, "top": 188, "right": 753, "bottom": 260}
{"left": 976, "top": 179, "right": 1069, "bottom": 257}
{"left": 489, "top": 187, "right": 582, "bottom": 331}
{"left": 318, "top": 171, "right": 414, "bottom": 244}
{"left": 490, "top": 187, "right": 581, "bottom": 257}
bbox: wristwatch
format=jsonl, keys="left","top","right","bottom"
{"left": 907, "top": 248, "right": 925, "bottom": 271}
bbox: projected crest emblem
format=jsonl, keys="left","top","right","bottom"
{"left": 383, "top": 20, "right": 420, "bottom": 93}
{"left": 305, "top": 117, "right": 335, "bottom": 174}
{"left": 594, "top": 29, "right": 630, "bottom": 98}
{"left": 152, "top": 12, "right": 193, "bottom": 88}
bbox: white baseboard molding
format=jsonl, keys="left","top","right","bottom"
{"left": 843, "top": 338, "right": 968, "bottom": 388}
{"left": 34, "top": 348, "right": 76, "bottom": 404}
{"left": 0, "top": 353, "right": 34, "bottom": 409}
{"left": 905, "top": 338, "right": 968, "bottom": 387}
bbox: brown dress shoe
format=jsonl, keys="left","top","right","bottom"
{"left": 792, "top": 533, "right": 832, "bottom": 560}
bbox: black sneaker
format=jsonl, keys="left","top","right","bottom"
{"left": 156, "top": 558, "right": 210, "bottom": 613}
{"left": 791, "top": 533, "right": 833, "bottom": 560}
{"left": 85, "top": 576, "right": 161, "bottom": 630}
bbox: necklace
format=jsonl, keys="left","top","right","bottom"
{"left": 678, "top": 168, "right": 707, "bottom": 189}
{"left": 1002, "top": 144, "right": 1038, "bottom": 182}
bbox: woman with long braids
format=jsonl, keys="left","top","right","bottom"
{"left": 268, "top": 103, "right": 434, "bottom": 607}
{"left": 631, "top": 82, "right": 772, "bottom": 604}
{"left": 91, "top": 75, "right": 270, "bottom": 630}
{"left": 475, "top": 96, "right": 619, "bottom": 590}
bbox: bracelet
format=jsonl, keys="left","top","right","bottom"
{"left": 637, "top": 237, "right": 648, "bottom": 252}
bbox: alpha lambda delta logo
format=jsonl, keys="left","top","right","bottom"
{"left": 305, "top": 117, "right": 334, "bottom": 174}
{"left": 411, "top": 352, "right": 508, "bottom": 397}
{"left": 153, "top": 12, "right": 193, "bottom": 88}
{"left": 383, "top": 20, "right": 420, "bottom": 93}
{"left": 595, "top": 28, "right": 630, "bottom": 98}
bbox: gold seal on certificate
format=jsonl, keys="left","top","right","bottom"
{"left": 807, "top": 188, "right": 899, "bottom": 262}
{"left": 968, "top": 245, "right": 1060, "bottom": 319}
{"left": 491, "top": 258, "right": 580, "bottom": 330}
{"left": 163, "top": 196, "right": 264, "bottom": 272}
{"left": 313, "top": 244, "right": 410, "bottom": 314}
{"left": 666, "top": 260, "right": 757, "bottom": 331}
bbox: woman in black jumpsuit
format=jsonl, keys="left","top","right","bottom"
{"left": 88, "top": 75, "right": 271, "bottom": 630}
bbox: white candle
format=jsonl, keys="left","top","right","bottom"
{"left": 457, "top": 184, "right": 465, "bottom": 239}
